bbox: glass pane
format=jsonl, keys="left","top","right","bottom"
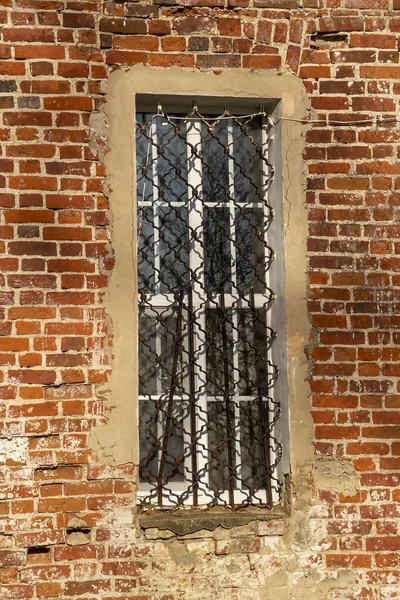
{"left": 233, "top": 116, "right": 263, "bottom": 204}
{"left": 208, "top": 400, "right": 236, "bottom": 492}
{"left": 159, "top": 399, "right": 186, "bottom": 483}
{"left": 139, "top": 307, "right": 187, "bottom": 484}
{"left": 206, "top": 308, "right": 233, "bottom": 397}
{"left": 139, "top": 399, "right": 158, "bottom": 482}
{"left": 139, "top": 309, "right": 186, "bottom": 396}
{"left": 139, "top": 399, "right": 186, "bottom": 484}
{"left": 202, "top": 119, "right": 229, "bottom": 204}
{"left": 139, "top": 315, "right": 157, "bottom": 396}
{"left": 236, "top": 207, "right": 267, "bottom": 295}
{"left": 138, "top": 205, "right": 189, "bottom": 294}
{"left": 237, "top": 308, "right": 269, "bottom": 396}
{"left": 159, "top": 205, "right": 189, "bottom": 293}
{"left": 204, "top": 206, "right": 231, "bottom": 294}
{"left": 156, "top": 117, "right": 187, "bottom": 205}
{"left": 159, "top": 312, "right": 185, "bottom": 392}
{"left": 240, "top": 399, "right": 268, "bottom": 491}
{"left": 138, "top": 208, "right": 154, "bottom": 293}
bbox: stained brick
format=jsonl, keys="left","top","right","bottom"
{"left": 62, "top": 13, "right": 95, "bottom": 29}
{"left": 174, "top": 16, "right": 217, "bottom": 35}
{"left": 99, "top": 17, "right": 146, "bottom": 35}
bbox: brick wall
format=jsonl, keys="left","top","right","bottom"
{"left": 2, "top": 0, "right": 400, "bottom": 598}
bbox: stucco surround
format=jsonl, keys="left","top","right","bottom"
{"left": 90, "top": 66, "right": 312, "bottom": 522}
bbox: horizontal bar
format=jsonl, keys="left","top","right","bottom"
{"left": 139, "top": 293, "right": 274, "bottom": 308}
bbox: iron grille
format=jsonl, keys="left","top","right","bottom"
{"left": 136, "top": 100, "right": 283, "bottom": 509}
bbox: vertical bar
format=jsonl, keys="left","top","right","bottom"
{"left": 261, "top": 114, "right": 279, "bottom": 504}
{"left": 227, "top": 119, "right": 242, "bottom": 496}
{"left": 157, "top": 291, "right": 184, "bottom": 506}
{"left": 250, "top": 286, "right": 273, "bottom": 507}
{"left": 220, "top": 287, "right": 235, "bottom": 507}
{"left": 151, "top": 117, "right": 164, "bottom": 483}
{"left": 151, "top": 118, "right": 161, "bottom": 294}
{"left": 227, "top": 119, "right": 238, "bottom": 290}
{"left": 188, "top": 286, "right": 198, "bottom": 506}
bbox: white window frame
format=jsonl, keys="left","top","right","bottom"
{"left": 136, "top": 97, "right": 286, "bottom": 507}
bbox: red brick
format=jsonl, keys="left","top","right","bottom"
{"left": 326, "top": 554, "right": 372, "bottom": 568}
{"left": 361, "top": 65, "right": 400, "bottom": 78}
{"left": 315, "top": 426, "right": 360, "bottom": 440}
{"left": 299, "top": 65, "right": 331, "bottom": 79}
{"left": 4, "top": 113, "right": 52, "bottom": 127}
{"left": 0, "top": 552, "right": 26, "bottom": 567}
{"left": 218, "top": 17, "right": 241, "bottom": 36}
{"left": 366, "top": 537, "right": 400, "bottom": 551}
{"left": 65, "top": 580, "right": 111, "bottom": 595}
{"left": 0, "top": 61, "right": 25, "bottom": 75}
{"left": 148, "top": 20, "right": 171, "bottom": 35}
{"left": 47, "top": 292, "right": 94, "bottom": 305}
{"left": 57, "top": 63, "right": 90, "bottom": 78}
{"left": 8, "top": 177, "right": 57, "bottom": 191}
{"left": 149, "top": 53, "right": 194, "bottom": 68}
{"left": 36, "top": 582, "right": 62, "bottom": 597}
{"left": 351, "top": 33, "right": 396, "bottom": 48}
{"left": 43, "top": 97, "right": 93, "bottom": 111}
{"left": 100, "top": 16, "right": 147, "bottom": 34}
{"left": 14, "top": 46, "right": 64, "bottom": 60}
{"left": 63, "top": 12, "right": 94, "bottom": 28}
{"left": 174, "top": 16, "right": 216, "bottom": 35}
{"left": 35, "top": 466, "right": 82, "bottom": 481}
{"left": 242, "top": 55, "right": 281, "bottom": 69}
{"left": 161, "top": 37, "right": 186, "bottom": 52}
{"left": 43, "top": 227, "right": 91, "bottom": 241}
{"left": 5, "top": 210, "right": 54, "bottom": 224}
{"left": 113, "top": 35, "right": 159, "bottom": 51}
{"left": 54, "top": 545, "right": 99, "bottom": 561}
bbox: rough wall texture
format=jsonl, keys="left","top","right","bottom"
{"left": 2, "top": 0, "right": 400, "bottom": 598}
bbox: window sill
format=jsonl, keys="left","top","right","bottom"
{"left": 138, "top": 505, "right": 288, "bottom": 536}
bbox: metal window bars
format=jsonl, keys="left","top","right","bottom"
{"left": 136, "top": 102, "right": 282, "bottom": 509}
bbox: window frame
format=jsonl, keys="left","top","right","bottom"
{"left": 94, "top": 66, "right": 311, "bottom": 528}
{"left": 136, "top": 98, "right": 286, "bottom": 508}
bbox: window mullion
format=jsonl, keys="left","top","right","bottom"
{"left": 151, "top": 119, "right": 161, "bottom": 296}
{"left": 187, "top": 118, "right": 209, "bottom": 501}
{"left": 262, "top": 115, "right": 278, "bottom": 505}
{"left": 151, "top": 119, "right": 165, "bottom": 486}
{"left": 227, "top": 119, "right": 242, "bottom": 497}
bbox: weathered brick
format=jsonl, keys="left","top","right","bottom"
{"left": 99, "top": 17, "right": 146, "bottom": 34}
{"left": 174, "top": 16, "right": 217, "bottom": 35}
{"left": 62, "top": 13, "right": 95, "bottom": 29}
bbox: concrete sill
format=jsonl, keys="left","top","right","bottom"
{"left": 138, "top": 506, "right": 288, "bottom": 536}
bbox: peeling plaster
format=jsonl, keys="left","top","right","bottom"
{"left": 89, "top": 111, "right": 109, "bottom": 161}
{"left": 0, "top": 436, "right": 28, "bottom": 465}
{"left": 314, "top": 458, "right": 359, "bottom": 496}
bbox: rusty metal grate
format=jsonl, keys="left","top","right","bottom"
{"left": 136, "top": 101, "right": 283, "bottom": 508}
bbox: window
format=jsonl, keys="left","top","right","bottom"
{"left": 136, "top": 95, "right": 287, "bottom": 509}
